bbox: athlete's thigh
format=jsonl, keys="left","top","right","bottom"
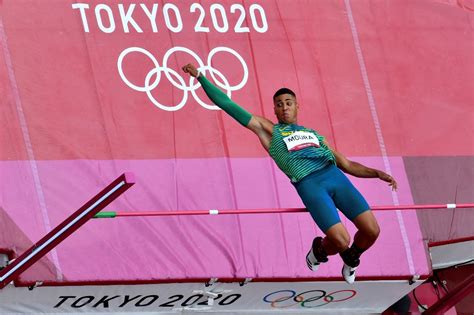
{"left": 331, "top": 170, "right": 370, "bottom": 221}
{"left": 295, "top": 182, "right": 341, "bottom": 232}
{"left": 352, "top": 210, "right": 379, "bottom": 235}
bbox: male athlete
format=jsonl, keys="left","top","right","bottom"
{"left": 182, "top": 64, "right": 397, "bottom": 284}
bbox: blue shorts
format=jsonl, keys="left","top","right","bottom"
{"left": 293, "top": 164, "right": 370, "bottom": 232}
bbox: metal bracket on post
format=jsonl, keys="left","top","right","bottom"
{"left": 239, "top": 277, "right": 253, "bottom": 286}
{"left": 205, "top": 277, "right": 218, "bottom": 287}
{"left": 409, "top": 274, "right": 420, "bottom": 285}
{"left": 0, "top": 254, "right": 9, "bottom": 271}
{"left": 28, "top": 281, "right": 43, "bottom": 291}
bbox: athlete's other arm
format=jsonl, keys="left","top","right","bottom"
{"left": 323, "top": 140, "right": 398, "bottom": 190}
{"left": 182, "top": 63, "right": 273, "bottom": 150}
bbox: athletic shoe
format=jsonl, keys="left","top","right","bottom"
{"left": 306, "top": 237, "right": 328, "bottom": 271}
{"left": 342, "top": 263, "right": 357, "bottom": 284}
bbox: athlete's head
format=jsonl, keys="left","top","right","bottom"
{"left": 273, "top": 88, "right": 299, "bottom": 124}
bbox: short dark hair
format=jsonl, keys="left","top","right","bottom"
{"left": 273, "top": 88, "right": 296, "bottom": 100}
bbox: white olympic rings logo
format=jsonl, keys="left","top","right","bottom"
{"left": 117, "top": 46, "right": 248, "bottom": 111}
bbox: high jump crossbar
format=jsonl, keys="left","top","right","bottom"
{"left": 94, "top": 203, "right": 474, "bottom": 218}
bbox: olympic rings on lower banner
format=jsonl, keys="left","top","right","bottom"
{"left": 117, "top": 46, "right": 249, "bottom": 111}
{"left": 262, "top": 289, "right": 357, "bottom": 308}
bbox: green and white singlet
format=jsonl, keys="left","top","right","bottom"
{"left": 269, "top": 123, "right": 336, "bottom": 182}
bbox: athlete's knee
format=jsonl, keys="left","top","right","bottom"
{"left": 326, "top": 232, "right": 350, "bottom": 252}
{"left": 355, "top": 212, "right": 380, "bottom": 242}
{"left": 372, "top": 224, "right": 381, "bottom": 240}
{"left": 363, "top": 223, "right": 380, "bottom": 242}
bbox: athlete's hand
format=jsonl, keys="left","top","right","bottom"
{"left": 377, "top": 171, "right": 398, "bottom": 191}
{"left": 182, "top": 63, "right": 199, "bottom": 78}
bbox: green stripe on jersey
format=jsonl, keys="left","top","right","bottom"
{"left": 269, "top": 124, "right": 336, "bottom": 182}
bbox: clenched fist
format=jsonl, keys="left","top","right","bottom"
{"left": 182, "top": 64, "right": 199, "bottom": 77}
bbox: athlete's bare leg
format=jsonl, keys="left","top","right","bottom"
{"left": 352, "top": 210, "right": 380, "bottom": 250}
{"left": 306, "top": 211, "right": 380, "bottom": 284}
{"left": 321, "top": 223, "right": 351, "bottom": 255}
{"left": 339, "top": 210, "right": 379, "bottom": 284}
{"left": 305, "top": 222, "right": 350, "bottom": 271}
{"left": 318, "top": 211, "right": 379, "bottom": 256}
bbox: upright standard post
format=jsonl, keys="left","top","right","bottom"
{"left": 0, "top": 173, "right": 135, "bottom": 289}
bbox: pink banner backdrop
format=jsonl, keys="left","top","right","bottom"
{"left": 1, "top": 0, "right": 472, "bottom": 284}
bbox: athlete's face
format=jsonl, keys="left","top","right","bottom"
{"left": 274, "top": 94, "right": 299, "bottom": 124}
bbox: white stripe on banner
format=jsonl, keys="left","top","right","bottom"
{"left": 344, "top": 0, "right": 415, "bottom": 275}
{"left": 0, "top": 17, "right": 63, "bottom": 280}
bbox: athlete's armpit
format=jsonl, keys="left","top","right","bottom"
{"left": 322, "top": 140, "right": 351, "bottom": 172}
{"left": 247, "top": 115, "right": 273, "bottom": 133}
{"left": 332, "top": 150, "right": 352, "bottom": 173}
{"left": 247, "top": 115, "right": 274, "bottom": 150}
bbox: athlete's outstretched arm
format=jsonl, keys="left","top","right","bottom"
{"left": 324, "top": 140, "right": 398, "bottom": 190}
{"left": 182, "top": 64, "right": 252, "bottom": 126}
{"left": 182, "top": 64, "right": 274, "bottom": 149}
